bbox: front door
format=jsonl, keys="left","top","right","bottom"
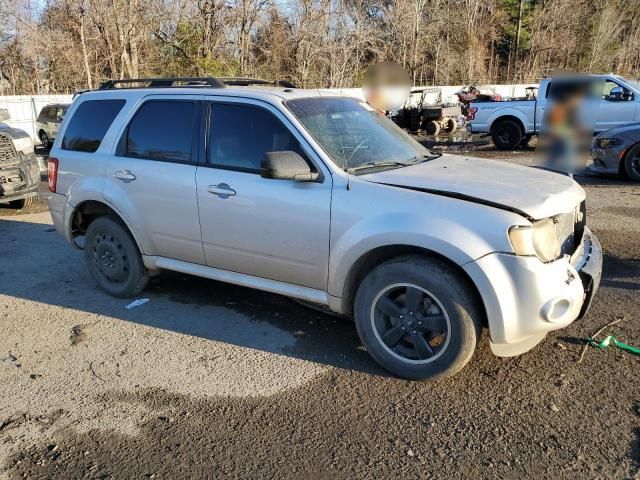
{"left": 104, "top": 95, "right": 205, "bottom": 265}
{"left": 596, "top": 79, "right": 638, "bottom": 132}
{"left": 195, "top": 98, "right": 332, "bottom": 290}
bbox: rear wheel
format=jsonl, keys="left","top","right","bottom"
{"left": 442, "top": 117, "right": 457, "bottom": 134}
{"left": 354, "top": 256, "right": 482, "bottom": 380}
{"left": 623, "top": 143, "right": 640, "bottom": 182}
{"left": 491, "top": 119, "right": 523, "bottom": 150}
{"left": 85, "top": 216, "right": 149, "bottom": 298}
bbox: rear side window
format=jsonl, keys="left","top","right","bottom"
{"left": 62, "top": 99, "right": 125, "bottom": 153}
{"left": 37, "top": 107, "right": 49, "bottom": 121}
{"left": 209, "top": 103, "right": 305, "bottom": 172}
{"left": 124, "top": 100, "right": 196, "bottom": 163}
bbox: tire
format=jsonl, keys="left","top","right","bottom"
{"left": 424, "top": 120, "right": 440, "bottom": 136}
{"left": 39, "top": 131, "right": 50, "bottom": 148}
{"left": 84, "top": 215, "right": 149, "bottom": 298}
{"left": 623, "top": 143, "right": 640, "bottom": 182}
{"left": 442, "top": 117, "right": 457, "bottom": 134}
{"left": 491, "top": 119, "right": 523, "bottom": 150}
{"left": 354, "top": 255, "right": 482, "bottom": 380}
{"left": 8, "top": 195, "right": 36, "bottom": 209}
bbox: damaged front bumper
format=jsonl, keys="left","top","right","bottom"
{"left": 463, "top": 227, "right": 602, "bottom": 357}
{"left": 0, "top": 152, "right": 41, "bottom": 204}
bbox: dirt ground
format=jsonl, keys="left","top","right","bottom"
{"left": 1, "top": 151, "right": 639, "bottom": 479}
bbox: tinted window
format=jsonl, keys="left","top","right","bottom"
{"left": 209, "top": 103, "right": 305, "bottom": 172}
{"left": 125, "top": 101, "right": 196, "bottom": 163}
{"left": 62, "top": 100, "right": 125, "bottom": 153}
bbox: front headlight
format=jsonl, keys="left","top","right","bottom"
{"left": 509, "top": 218, "right": 560, "bottom": 262}
{"left": 597, "top": 137, "right": 622, "bottom": 148}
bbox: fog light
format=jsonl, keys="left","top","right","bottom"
{"left": 541, "top": 297, "right": 573, "bottom": 323}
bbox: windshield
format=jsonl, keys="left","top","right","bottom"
{"left": 626, "top": 79, "right": 640, "bottom": 91}
{"left": 286, "top": 97, "right": 435, "bottom": 173}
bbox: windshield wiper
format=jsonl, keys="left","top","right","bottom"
{"left": 345, "top": 161, "right": 410, "bottom": 174}
{"left": 405, "top": 153, "right": 442, "bottom": 164}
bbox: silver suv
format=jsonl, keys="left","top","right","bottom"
{"left": 47, "top": 77, "right": 602, "bottom": 380}
{"left": 36, "top": 103, "right": 69, "bottom": 148}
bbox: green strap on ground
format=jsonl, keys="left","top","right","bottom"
{"left": 588, "top": 336, "right": 640, "bottom": 356}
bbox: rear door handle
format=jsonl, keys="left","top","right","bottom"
{"left": 113, "top": 170, "right": 136, "bottom": 182}
{"left": 207, "top": 183, "right": 236, "bottom": 199}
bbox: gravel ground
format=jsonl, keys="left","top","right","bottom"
{"left": 0, "top": 152, "right": 639, "bottom": 479}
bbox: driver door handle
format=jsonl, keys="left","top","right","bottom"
{"left": 207, "top": 183, "right": 236, "bottom": 199}
{"left": 113, "top": 170, "right": 136, "bottom": 182}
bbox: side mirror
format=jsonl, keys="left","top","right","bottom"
{"left": 608, "top": 86, "right": 631, "bottom": 101}
{"left": 261, "top": 151, "right": 318, "bottom": 182}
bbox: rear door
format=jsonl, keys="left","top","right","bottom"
{"left": 195, "top": 98, "right": 332, "bottom": 289}
{"left": 103, "top": 95, "right": 205, "bottom": 265}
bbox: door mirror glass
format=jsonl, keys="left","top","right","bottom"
{"left": 261, "top": 151, "right": 318, "bottom": 181}
{"left": 607, "top": 86, "right": 633, "bottom": 101}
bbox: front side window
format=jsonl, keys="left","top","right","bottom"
{"left": 61, "top": 99, "right": 125, "bottom": 153}
{"left": 286, "top": 97, "right": 434, "bottom": 173}
{"left": 209, "top": 103, "right": 306, "bottom": 172}
{"left": 125, "top": 100, "right": 196, "bottom": 163}
{"left": 602, "top": 80, "right": 633, "bottom": 101}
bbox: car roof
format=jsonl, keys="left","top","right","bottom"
{"left": 74, "top": 85, "right": 345, "bottom": 104}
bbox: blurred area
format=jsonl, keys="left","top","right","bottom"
{"left": 535, "top": 75, "right": 598, "bottom": 177}
{"left": 361, "top": 62, "right": 411, "bottom": 113}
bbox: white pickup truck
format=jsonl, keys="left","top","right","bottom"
{"left": 468, "top": 74, "right": 640, "bottom": 149}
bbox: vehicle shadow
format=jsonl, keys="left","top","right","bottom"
{"left": 0, "top": 216, "right": 386, "bottom": 376}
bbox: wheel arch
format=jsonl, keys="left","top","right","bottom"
{"left": 620, "top": 140, "right": 640, "bottom": 178}
{"left": 489, "top": 114, "right": 525, "bottom": 135}
{"left": 340, "top": 245, "right": 487, "bottom": 326}
{"left": 69, "top": 200, "right": 145, "bottom": 254}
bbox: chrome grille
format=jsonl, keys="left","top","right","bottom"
{"left": 0, "top": 134, "right": 17, "bottom": 164}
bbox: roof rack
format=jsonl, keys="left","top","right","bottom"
{"left": 219, "top": 77, "right": 297, "bottom": 88}
{"left": 98, "top": 77, "right": 226, "bottom": 90}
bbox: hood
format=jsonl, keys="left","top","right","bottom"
{"left": 360, "top": 154, "right": 585, "bottom": 220}
{"left": 596, "top": 121, "right": 640, "bottom": 138}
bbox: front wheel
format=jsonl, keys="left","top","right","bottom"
{"left": 354, "top": 256, "right": 483, "bottom": 380}
{"left": 424, "top": 120, "right": 440, "bottom": 136}
{"left": 39, "top": 131, "right": 50, "bottom": 148}
{"left": 623, "top": 143, "right": 640, "bottom": 182}
{"left": 85, "top": 216, "right": 149, "bottom": 298}
{"left": 7, "top": 195, "right": 36, "bottom": 209}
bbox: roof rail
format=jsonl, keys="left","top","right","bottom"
{"left": 219, "top": 77, "right": 297, "bottom": 88}
{"left": 98, "top": 77, "right": 226, "bottom": 90}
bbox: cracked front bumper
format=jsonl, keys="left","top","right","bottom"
{"left": 464, "top": 227, "right": 602, "bottom": 357}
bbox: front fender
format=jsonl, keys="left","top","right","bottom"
{"left": 327, "top": 210, "right": 515, "bottom": 299}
